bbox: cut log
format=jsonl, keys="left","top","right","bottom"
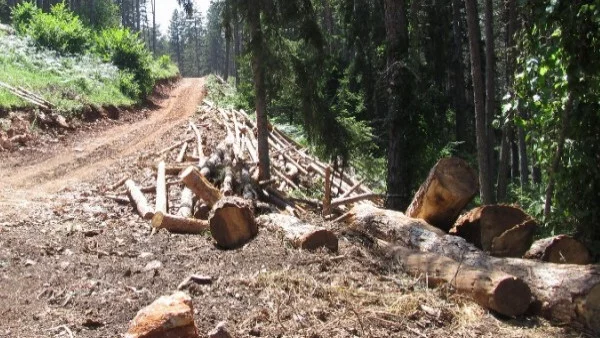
{"left": 178, "top": 187, "right": 195, "bottom": 218}
{"left": 180, "top": 166, "right": 222, "bottom": 207}
{"left": 190, "top": 122, "right": 206, "bottom": 166}
{"left": 451, "top": 205, "right": 537, "bottom": 257}
{"left": 323, "top": 166, "right": 332, "bottom": 216}
{"left": 524, "top": 235, "right": 592, "bottom": 265}
{"left": 347, "top": 204, "right": 600, "bottom": 332}
{"left": 257, "top": 214, "right": 338, "bottom": 251}
{"left": 176, "top": 142, "right": 189, "bottom": 163}
{"left": 152, "top": 211, "right": 208, "bottom": 234}
{"left": 406, "top": 157, "right": 478, "bottom": 232}
{"left": 209, "top": 196, "right": 257, "bottom": 249}
{"left": 155, "top": 161, "right": 168, "bottom": 214}
{"left": 385, "top": 244, "right": 530, "bottom": 317}
{"left": 125, "top": 179, "right": 154, "bottom": 220}
{"left": 221, "top": 166, "right": 234, "bottom": 196}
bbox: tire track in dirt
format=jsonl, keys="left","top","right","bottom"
{"left": 0, "top": 77, "right": 205, "bottom": 206}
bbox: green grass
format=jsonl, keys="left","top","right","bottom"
{"left": 150, "top": 58, "right": 179, "bottom": 81}
{"left": 0, "top": 28, "right": 134, "bottom": 115}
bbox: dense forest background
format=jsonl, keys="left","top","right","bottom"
{"left": 1, "top": 0, "right": 598, "bottom": 256}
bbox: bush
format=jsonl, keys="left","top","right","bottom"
{"left": 11, "top": 2, "right": 40, "bottom": 33}
{"left": 118, "top": 71, "right": 141, "bottom": 99}
{"left": 14, "top": 2, "right": 89, "bottom": 54}
{"left": 93, "top": 27, "right": 153, "bottom": 97}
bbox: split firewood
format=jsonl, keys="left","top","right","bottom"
{"left": 406, "top": 157, "right": 478, "bottom": 232}
{"left": 152, "top": 211, "right": 208, "bottom": 234}
{"left": 176, "top": 142, "right": 188, "bottom": 163}
{"left": 125, "top": 179, "right": 154, "bottom": 220}
{"left": 451, "top": 205, "right": 537, "bottom": 257}
{"left": 383, "top": 242, "right": 531, "bottom": 317}
{"left": 524, "top": 235, "right": 591, "bottom": 265}
{"left": 257, "top": 213, "right": 338, "bottom": 251}
{"left": 155, "top": 161, "right": 168, "bottom": 214}
{"left": 178, "top": 187, "right": 194, "bottom": 218}
{"left": 180, "top": 166, "right": 222, "bottom": 207}
{"left": 209, "top": 196, "right": 257, "bottom": 249}
{"left": 347, "top": 204, "right": 600, "bottom": 332}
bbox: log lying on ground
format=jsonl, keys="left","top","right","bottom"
{"left": 125, "top": 179, "right": 154, "bottom": 220}
{"left": 257, "top": 214, "right": 338, "bottom": 251}
{"left": 347, "top": 204, "right": 600, "bottom": 332}
{"left": 406, "top": 157, "right": 478, "bottom": 232}
{"left": 451, "top": 205, "right": 536, "bottom": 257}
{"left": 385, "top": 244, "right": 531, "bottom": 317}
{"left": 209, "top": 196, "right": 257, "bottom": 249}
{"left": 152, "top": 211, "right": 208, "bottom": 234}
{"left": 155, "top": 161, "right": 168, "bottom": 214}
{"left": 524, "top": 235, "right": 592, "bottom": 265}
{"left": 180, "top": 166, "right": 222, "bottom": 207}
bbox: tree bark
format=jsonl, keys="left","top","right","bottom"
{"left": 209, "top": 196, "right": 257, "bottom": 249}
{"left": 347, "top": 204, "right": 600, "bottom": 332}
{"left": 483, "top": 0, "right": 496, "bottom": 200}
{"left": 465, "top": 0, "right": 493, "bottom": 204}
{"left": 524, "top": 235, "right": 592, "bottom": 265}
{"left": 257, "top": 214, "right": 338, "bottom": 251}
{"left": 406, "top": 157, "right": 478, "bottom": 232}
{"left": 152, "top": 211, "right": 208, "bottom": 234}
{"left": 450, "top": 0, "right": 469, "bottom": 148}
{"left": 248, "top": 0, "right": 270, "bottom": 181}
{"left": 180, "top": 166, "right": 222, "bottom": 207}
{"left": 178, "top": 187, "right": 194, "bottom": 218}
{"left": 385, "top": 244, "right": 531, "bottom": 317}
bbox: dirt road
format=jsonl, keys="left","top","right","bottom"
{"left": 0, "top": 77, "right": 205, "bottom": 210}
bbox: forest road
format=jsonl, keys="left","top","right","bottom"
{"left": 0, "top": 77, "right": 205, "bottom": 212}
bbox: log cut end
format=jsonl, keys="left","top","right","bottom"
{"left": 486, "top": 275, "right": 532, "bottom": 317}
{"left": 524, "top": 235, "right": 592, "bottom": 265}
{"left": 209, "top": 197, "right": 257, "bottom": 249}
{"left": 257, "top": 213, "right": 338, "bottom": 251}
{"left": 451, "top": 205, "right": 536, "bottom": 257}
{"left": 576, "top": 283, "right": 600, "bottom": 333}
{"left": 406, "top": 157, "right": 478, "bottom": 232}
{"left": 299, "top": 229, "right": 338, "bottom": 251}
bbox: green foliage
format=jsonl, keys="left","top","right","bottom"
{"left": 150, "top": 55, "right": 180, "bottom": 81}
{"left": 0, "top": 0, "right": 10, "bottom": 23}
{"left": 22, "top": 2, "right": 90, "bottom": 54}
{"left": 11, "top": 1, "right": 40, "bottom": 33}
{"left": 93, "top": 27, "right": 153, "bottom": 97}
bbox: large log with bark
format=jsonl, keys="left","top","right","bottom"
{"left": 125, "top": 179, "right": 154, "bottom": 220}
{"left": 406, "top": 157, "right": 478, "bottom": 231}
{"left": 524, "top": 235, "right": 591, "bottom": 265}
{"left": 451, "top": 205, "right": 536, "bottom": 257}
{"left": 347, "top": 204, "right": 600, "bottom": 332}
{"left": 209, "top": 197, "right": 257, "bottom": 249}
{"left": 385, "top": 244, "right": 531, "bottom": 317}
{"left": 257, "top": 214, "right": 338, "bottom": 251}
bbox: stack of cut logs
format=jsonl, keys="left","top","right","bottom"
{"left": 108, "top": 99, "right": 376, "bottom": 250}
{"left": 347, "top": 157, "right": 599, "bottom": 332}
{"left": 107, "top": 100, "right": 599, "bottom": 333}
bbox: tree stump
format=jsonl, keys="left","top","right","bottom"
{"left": 524, "top": 235, "right": 592, "bottom": 265}
{"left": 450, "top": 205, "right": 536, "bottom": 257}
{"left": 209, "top": 197, "right": 257, "bottom": 249}
{"left": 406, "top": 157, "right": 478, "bottom": 231}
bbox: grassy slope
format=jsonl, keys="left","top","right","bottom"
{"left": 0, "top": 24, "right": 178, "bottom": 115}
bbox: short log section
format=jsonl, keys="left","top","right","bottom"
{"left": 524, "top": 235, "right": 592, "bottom": 265}
{"left": 406, "top": 157, "right": 478, "bottom": 232}
{"left": 152, "top": 211, "right": 209, "bottom": 234}
{"left": 180, "top": 166, "right": 222, "bottom": 207}
{"left": 209, "top": 197, "right": 257, "bottom": 249}
{"left": 257, "top": 213, "right": 338, "bottom": 251}
{"left": 125, "top": 179, "right": 154, "bottom": 220}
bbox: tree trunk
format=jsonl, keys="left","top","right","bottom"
{"left": 483, "top": 0, "right": 497, "bottom": 198}
{"left": 151, "top": 0, "right": 156, "bottom": 55}
{"left": 347, "top": 204, "right": 600, "bottom": 332}
{"left": 451, "top": 205, "right": 536, "bottom": 257}
{"left": 209, "top": 196, "right": 257, "bottom": 249}
{"left": 465, "top": 0, "right": 493, "bottom": 204}
{"left": 524, "top": 235, "right": 592, "bottom": 265}
{"left": 385, "top": 244, "right": 531, "bottom": 317}
{"left": 406, "top": 157, "right": 478, "bottom": 232}
{"left": 233, "top": 18, "right": 241, "bottom": 88}
{"left": 384, "top": 0, "right": 410, "bottom": 211}
{"left": 257, "top": 214, "right": 338, "bottom": 251}
{"left": 450, "top": 0, "right": 469, "bottom": 148}
{"left": 248, "top": 0, "right": 270, "bottom": 181}
{"left": 544, "top": 93, "right": 573, "bottom": 219}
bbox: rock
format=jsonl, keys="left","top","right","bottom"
{"left": 144, "top": 260, "right": 162, "bottom": 271}
{"left": 208, "top": 321, "right": 232, "bottom": 338}
{"left": 125, "top": 292, "right": 199, "bottom": 338}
